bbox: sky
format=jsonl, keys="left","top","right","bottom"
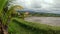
{"left": 10, "top": 0, "right": 60, "bottom": 14}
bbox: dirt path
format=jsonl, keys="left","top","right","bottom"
{"left": 25, "top": 17, "right": 60, "bottom": 26}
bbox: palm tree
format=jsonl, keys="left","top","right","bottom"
{"left": 2, "top": 5, "right": 23, "bottom": 34}
{"left": 0, "top": 0, "right": 9, "bottom": 34}
{"left": 0, "top": 0, "right": 16, "bottom": 34}
{"left": 0, "top": 0, "right": 12, "bottom": 34}
{"left": 0, "top": 0, "right": 23, "bottom": 34}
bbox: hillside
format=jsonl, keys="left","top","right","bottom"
{"left": 17, "top": 10, "right": 60, "bottom": 17}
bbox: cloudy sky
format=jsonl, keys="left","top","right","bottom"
{"left": 10, "top": 0, "right": 60, "bottom": 14}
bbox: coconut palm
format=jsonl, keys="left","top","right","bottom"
{"left": 0, "top": 0, "right": 23, "bottom": 34}
{"left": 0, "top": 0, "right": 8, "bottom": 34}
{"left": 0, "top": 0, "right": 14, "bottom": 34}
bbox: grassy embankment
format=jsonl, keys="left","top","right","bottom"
{"left": 8, "top": 18, "right": 60, "bottom": 34}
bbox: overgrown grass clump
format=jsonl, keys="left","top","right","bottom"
{"left": 8, "top": 18, "right": 60, "bottom": 34}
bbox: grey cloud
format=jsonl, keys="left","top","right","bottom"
{"left": 9, "top": 0, "right": 60, "bottom": 14}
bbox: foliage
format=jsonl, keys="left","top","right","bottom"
{"left": 0, "top": 0, "right": 8, "bottom": 17}
{"left": 0, "top": 0, "right": 8, "bottom": 26}
{"left": 2, "top": 5, "right": 23, "bottom": 25}
{"left": 30, "top": 12, "right": 60, "bottom": 17}
{"left": 8, "top": 20, "right": 36, "bottom": 34}
{"left": 9, "top": 5, "right": 23, "bottom": 15}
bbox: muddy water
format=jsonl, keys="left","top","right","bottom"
{"left": 24, "top": 17, "right": 60, "bottom": 26}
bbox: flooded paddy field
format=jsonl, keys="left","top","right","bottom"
{"left": 25, "top": 17, "right": 60, "bottom": 26}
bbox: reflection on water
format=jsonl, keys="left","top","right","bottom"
{"left": 25, "top": 17, "right": 60, "bottom": 26}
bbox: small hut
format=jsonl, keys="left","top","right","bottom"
{"left": 24, "top": 11, "right": 29, "bottom": 17}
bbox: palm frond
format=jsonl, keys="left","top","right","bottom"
{"left": 0, "top": 0, "right": 8, "bottom": 25}
{"left": 0, "top": 0, "right": 8, "bottom": 17}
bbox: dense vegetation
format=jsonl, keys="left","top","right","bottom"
{"left": 31, "top": 12, "right": 60, "bottom": 17}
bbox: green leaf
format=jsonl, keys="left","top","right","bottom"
{"left": 0, "top": 0, "right": 8, "bottom": 16}
{"left": 0, "top": 0, "right": 8, "bottom": 25}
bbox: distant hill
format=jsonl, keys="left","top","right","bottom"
{"left": 17, "top": 10, "right": 60, "bottom": 17}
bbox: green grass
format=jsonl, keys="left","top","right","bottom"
{"left": 8, "top": 19, "right": 40, "bottom": 34}
{"left": 8, "top": 18, "right": 60, "bottom": 34}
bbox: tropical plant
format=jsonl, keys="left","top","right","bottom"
{"left": 9, "top": 5, "right": 23, "bottom": 16}
{"left": 0, "top": 0, "right": 8, "bottom": 34}
{"left": 0, "top": 0, "right": 23, "bottom": 34}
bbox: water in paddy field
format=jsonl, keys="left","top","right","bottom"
{"left": 25, "top": 17, "right": 60, "bottom": 26}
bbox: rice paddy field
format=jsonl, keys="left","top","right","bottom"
{"left": 8, "top": 17, "right": 60, "bottom": 34}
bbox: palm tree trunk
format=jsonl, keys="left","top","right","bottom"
{"left": 0, "top": 19, "right": 8, "bottom": 34}
{"left": 0, "top": 19, "right": 4, "bottom": 34}
{"left": 2, "top": 25, "right": 8, "bottom": 34}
